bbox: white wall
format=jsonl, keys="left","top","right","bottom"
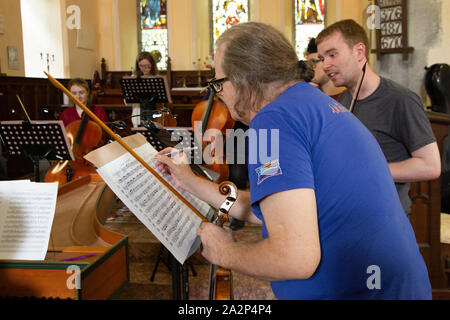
{"left": 20, "top": 0, "right": 64, "bottom": 78}
{"left": 376, "top": 0, "right": 448, "bottom": 105}
{"left": 427, "top": 0, "right": 450, "bottom": 66}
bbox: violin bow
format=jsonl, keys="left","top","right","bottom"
{"left": 348, "top": 60, "right": 367, "bottom": 113}
{"left": 44, "top": 72, "right": 208, "bottom": 223}
{"left": 16, "top": 95, "right": 32, "bottom": 122}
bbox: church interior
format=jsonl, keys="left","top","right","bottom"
{"left": 0, "top": 0, "right": 449, "bottom": 301}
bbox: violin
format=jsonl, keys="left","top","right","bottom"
{"left": 191, "top": 90, "right": 234, "bottom": 183}
{"left": 45, "top": 72, "right": 233, "bottom": 300}
{"left": 45, "top": 109, "right": 103, "bottom": 184}
{"left": 45, "top": 71, "right": 209, "bottom": 222}
{"left": 209, "top": 181, "right": 237, "bottom": 300}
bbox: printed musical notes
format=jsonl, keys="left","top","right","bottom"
{"left": 85, "top": 134, "right": 213, "bottom": 264}
{"left": 0, "top": 181, "right": 58, "bottom": 260}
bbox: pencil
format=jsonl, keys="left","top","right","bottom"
{"left": 157, "top": 146, "right": 198, "bottom": 158}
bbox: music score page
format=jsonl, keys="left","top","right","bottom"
{"left": 0, "top": 181, "right": 58, "bottom": 260}
{"left": 85, "top": 134, "right": 213, "bottom": 264}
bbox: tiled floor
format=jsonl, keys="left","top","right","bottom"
{"left": 103, "top": 201, "right": 450, "bottom": 300}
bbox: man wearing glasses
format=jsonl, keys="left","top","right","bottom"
{"left": 155, "top": 22, "right": 432, "bottom": 299}
{"left": 305, "top": 37, "right": 344, "bottom": 100}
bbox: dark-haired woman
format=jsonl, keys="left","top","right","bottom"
{"left": 130, "top": 52, "right": 158, "bottom": 127}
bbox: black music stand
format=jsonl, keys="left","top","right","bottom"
{"left": 120, "top": 76, "right": 172, "bottom": 124}
{"left": 0, "top": 121, "right": 74, "bottom": 182}
{"left": 133, "top": 125, "right": 195, "bottom": 162}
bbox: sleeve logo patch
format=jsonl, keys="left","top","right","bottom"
{"left": 255, "top": 160, "right": 282, "bottom": 185}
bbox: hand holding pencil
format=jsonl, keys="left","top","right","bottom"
{"left": 154, "top": 146, "right": 199, "bottom": 190}
{"left": 154, "top": 146, "right": 198, "bottom": 158}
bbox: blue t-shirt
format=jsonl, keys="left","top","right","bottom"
{"left": 248, "top": 82, "right": 431, "bottom": 299}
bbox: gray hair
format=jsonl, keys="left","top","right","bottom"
{"left": 216, "top": 22, "right": 311, "bottom": 116}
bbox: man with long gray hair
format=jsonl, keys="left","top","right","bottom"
{"left": 156, "top": 22, "right": 431, "bottom": 299}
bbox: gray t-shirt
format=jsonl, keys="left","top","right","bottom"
{"left": 339, "top": 77, "right": 436, "bottom": 214}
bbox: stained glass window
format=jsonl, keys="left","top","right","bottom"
{"left": 294, "top": 0, "right": 326, "bottom": 60}
{"left": 211, "top": 0, "right": 249, "bottom": 47}
{"left": 140, "top": 0, "right": 168, "bottom": 70}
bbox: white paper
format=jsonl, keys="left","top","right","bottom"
{"left": 0, "top": 181, "right": 58, "bottom": 260}
{"left": 96, "top": 143, "right": 213, "bottom": 264}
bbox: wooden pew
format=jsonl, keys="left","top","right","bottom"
{"left": 409, "top": 111, "right": 450, "bottom": 295}
{"left": 95, "top": 57, "right": 214, "bottom": 128}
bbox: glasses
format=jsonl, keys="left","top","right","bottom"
{"left": 207, "top": 77, "right": 229, "bottom": 94}
{"left": 139, "top": 64, "right": 152, "bottom": 69}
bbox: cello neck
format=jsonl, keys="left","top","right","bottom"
{"left": 201, "top": 90, "right": 216, "bottom": 135}
{"left": 73, "top": 112, "right": 89, "bottom": 147}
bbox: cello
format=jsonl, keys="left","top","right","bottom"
{"left": 208, "top": 181, "right": 237, "bottom": 300}
{"left": 46, "top": 72, "right": 235, "bottom": 300}
{"left": 191, "top": 89, "right": 234, "bottom": 183}
{"left": 45, "top": 108, "right": 103, "bottom": 184}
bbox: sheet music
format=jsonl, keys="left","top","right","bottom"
{"left": 0, "top": 181, "right": 58, "bottom": 260}
{"left": 95, "top": 141, "right": 213, "bottom": 264}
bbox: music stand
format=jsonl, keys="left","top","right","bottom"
{"left": 0, "top": 121, "right": 74, "bottom": 182}
{"left": 120, "top": 76, "right": 172, "bottom": 124}
{"left": 132, "top": 125, "right": 195, "bottom": 162}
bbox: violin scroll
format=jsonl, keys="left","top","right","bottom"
{"left": 216, "top": 181, "right": 237, "bottom": 227}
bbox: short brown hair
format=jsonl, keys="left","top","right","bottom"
{"left": 316, "top": 19, "right": 370, "bottom": 58}
{"left": 216, "top": 22, "right": 312, "bottom": 116}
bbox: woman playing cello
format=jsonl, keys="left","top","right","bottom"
{"left": 59, "top": 78, "right": 108, "bottom": 127}
{"left": 45, "top": 78, "right": 107, "bottom": 184}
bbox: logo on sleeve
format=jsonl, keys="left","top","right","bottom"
{"left": 255, "top": 160, "right": 282, "bottom": 185}
{"left": 328, "top": 101, "right": 348, "bottom": 114}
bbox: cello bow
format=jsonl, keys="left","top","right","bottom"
{"left": 349, "top": 61, "right": 367, "bottom": 113}
{"left": 44, "top": 72, "right": 208, "bottom": 223}
{"left": 209, "top": 181, "right": 237, "bottom": 300}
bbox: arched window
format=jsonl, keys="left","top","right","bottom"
{"left": 294, "top": 0, "right": 326, "bottom": 59}
{"left": 211, "top": 0, "right": 249, "bottom": 49}
{"left": 138, "top": 0, "right": 169, "bottom": 70}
